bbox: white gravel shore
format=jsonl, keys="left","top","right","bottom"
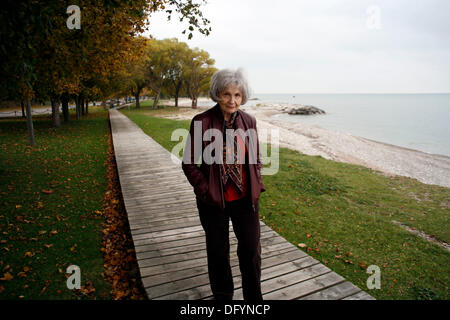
{"left": 161, "top": 98, "right": 450, "bottom": 189}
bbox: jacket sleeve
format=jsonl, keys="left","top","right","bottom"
{"left": 182, "top": 116, "right": 209, "bottom": 200}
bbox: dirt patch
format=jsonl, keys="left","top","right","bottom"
{"left": 391, "top": 220, "right": 450, "bottom": 252}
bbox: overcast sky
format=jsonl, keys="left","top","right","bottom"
{"left": 144, "top": 0, "right": 450, "bottom": 94}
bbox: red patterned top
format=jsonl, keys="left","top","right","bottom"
{"left": 224, "top": 134, "right": 248, "bottom": 201}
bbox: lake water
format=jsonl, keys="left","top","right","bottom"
{"left": 244, "top": 94, "right": 450, "bottom": 157}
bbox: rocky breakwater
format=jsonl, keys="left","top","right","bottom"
{"left": 282, "top": 104, "right": 326, "bottom": 115}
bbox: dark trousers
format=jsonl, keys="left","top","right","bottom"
{"left": 196, "top": 196, "right": 262, "bottom": 301}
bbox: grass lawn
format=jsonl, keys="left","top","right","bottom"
{"left": 121, "top": 104, "right": 450, "bottom": 300}
{"left": 0, "top": 108, "right": 111, "bottom": 299}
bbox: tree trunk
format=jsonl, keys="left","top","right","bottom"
{"left": 191, "top": 96, "right": 198, "bottom": 109}
{"left": 21, "top": 100, "right": 25, "bottom": 118}
{"left": 75, "top": 95, "right": 80, "bottom": 120}
{"left": 81, "top": 97, "right": 85, "bottom": 116}
{"left": 61, "top": 96, "right": 69, "bottom": 122}
{"left": 51, "top": 99, "right": 61, "bottom": 127}
{"left": 135, "top": 93, "right": 140, "bottom": 109}
{"left": 174, "top": 80, "right": 182, "bottom": 108}
{"left": 85, "top": 100, "right": 89, "bottom": 114}
{"left": 25, "top": 99, "right": 35, "bottom": 146}
{"left": 153, "top": 91, "right": 160, "bottom": 109}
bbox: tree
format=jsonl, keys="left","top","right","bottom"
{"left": 185, "top": 48, "right": 216, "bottom": 108}
{"left": 146, "top": 39, "right": 174, "bottom": 109}
{"left": 0, "top": 0, "right": 212, "bottom": 145}
{"left": 163, "top": 39, "right": 191, "bottom": 107}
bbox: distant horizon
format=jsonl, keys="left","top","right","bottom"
{"left": 252, "top": 92, "right": 450, "bottom": 95}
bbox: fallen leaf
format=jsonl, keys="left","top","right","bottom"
{"left": 40, "top": 280, "right": 51, "bottom": 295}
{"left": 297, "top": 243, "right": 307, "bottom": 248}
{"left": 42, "top": 190, "right": 53, "bottom": 194}
{"left": 0, "top": 272, "right": 14, "bottom": 281}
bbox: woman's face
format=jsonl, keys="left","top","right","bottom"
{"left": 218, "top": 84, "right": 243, "bottom": 119}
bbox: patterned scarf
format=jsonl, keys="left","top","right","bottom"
{"left": 221, "top": 111, "right": 243, "bottom": 193}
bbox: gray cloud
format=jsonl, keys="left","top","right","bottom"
{"left": 145, "top": 0, "right": 450, "bottom": 93}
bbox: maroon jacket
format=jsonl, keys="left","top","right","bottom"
{"left": 182, "top": 104, "right": 266, "bottom": 212}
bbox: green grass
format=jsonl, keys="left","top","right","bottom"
{"left": 0, "top": 108, "right": 111, "bottom": 299}
{"left": 121, "top": 104, "right": 450, "bottom": 300}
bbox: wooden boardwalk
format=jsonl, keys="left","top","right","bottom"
{"left": 109, "top": 109, "right": 375, "bottom": 300}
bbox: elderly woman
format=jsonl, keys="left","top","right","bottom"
{"left": 182, "top": 69, "right": 266, "bottom": 301}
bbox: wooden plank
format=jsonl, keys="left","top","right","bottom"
{"left": 342, "top": 291, "right": 376, "bottom": 300}
{"left": 131, "top": 225, "right": 204, "bottom": 241}
{"left": 299, "top": 281, "right": 362, "bottom": 300}
{"left": 263, "top": 271, "right": 346, "bottom": 300}
{"left": 122, "top": 186, "right": 192, "bottom": 196}
{"left": 126, "top": 204, "right": 198, "bottom": 218}
{"left": 123, "top": 192, "right": 194, "bottom": 204}
{"left": 128, "top": 211, "right": 198, "bottom": 224}
{"left": 129, "top": 216, "right": 201, "bottom": 232}
{"left": 124, "top": 198, "right": 197, "bottom": 211}
{"left": 133, "top": 230, "right": 206, "bottom": 247}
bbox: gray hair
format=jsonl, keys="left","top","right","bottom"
{"left": 209, "top": 68, "right": 250, "bottom": 105}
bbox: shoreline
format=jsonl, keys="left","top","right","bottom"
{"left": 161, "top": 98, "right": 450, "bottom": 189}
